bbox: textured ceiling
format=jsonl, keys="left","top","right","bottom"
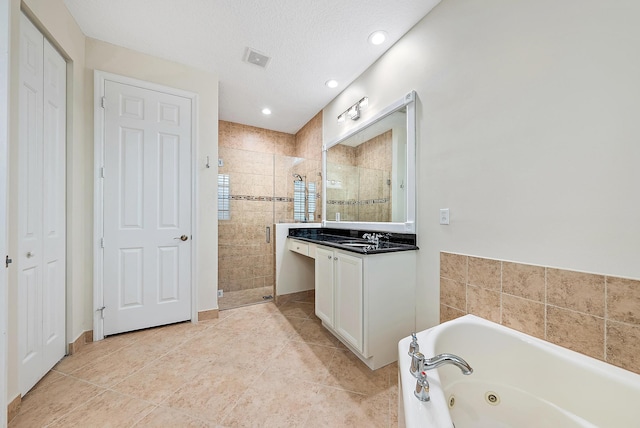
{"left": 63, "top": 0, "right": 440, "bottom": 134}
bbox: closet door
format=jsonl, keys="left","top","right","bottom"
{"left": 18, "top": 13, "right": 66, "bottom": 395}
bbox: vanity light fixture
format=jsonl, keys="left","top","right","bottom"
{"left": 337, "top": 97, "right": 369, "bottom": 123}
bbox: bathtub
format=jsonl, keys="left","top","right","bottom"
{"left": 398, "top": 315, "right": 640, "bottom": 428}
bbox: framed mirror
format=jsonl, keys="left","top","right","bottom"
{"left": 322, "top": 90, "right": 416, "bottom": 233}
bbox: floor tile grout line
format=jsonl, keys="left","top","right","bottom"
{"left": 126, "top": 403, "right": 159, "bottom": 428}
{"left": 217, "top": 373, "right": 265, "bottom": 426}
{"left": 62, "top": 343, "right": 174, "bottom": 393}
{"left": 54, "top": 340, "right": 135, "bottom": 375}
{"left": 131, "top": 402, "right": 217, "bottom": 427}
{"left": 36, "top": 385, "right": 110, "bottom": 427}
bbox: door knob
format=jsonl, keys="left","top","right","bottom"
{"left": 26, "top": 251, "right": 34, "bottom": 258}
{"left": 174, "top": 235, "right": 188, "bottom": 241}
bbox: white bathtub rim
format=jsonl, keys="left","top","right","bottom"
{"left": 399, "top": 314, "right": 640, "bottom": 428}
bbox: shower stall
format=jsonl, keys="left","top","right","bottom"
{"left": 217, "top": 146, "right": 320, "bottom": 309}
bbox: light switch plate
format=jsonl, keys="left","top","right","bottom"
{"left": 440, "top": 208, "right": 450, "bottom": 225}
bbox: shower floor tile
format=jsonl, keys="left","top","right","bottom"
{"left": 218, "top": 285, "right": 274, "bottom": 310}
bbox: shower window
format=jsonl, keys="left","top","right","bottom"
{"left": 294, "top": 180, "right": 316, "bottom": 222}
{"left": 307, "top": 182, "right": 316, "bottom": 221}
{"left": 218, "top": 174, "right": 230, "bottom": 220}
{"left": 293, "top": 180, "right": 305, "bottom": 221}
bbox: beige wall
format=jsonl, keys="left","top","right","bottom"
{"left": 323, "top": 0, "right": 640, "bottom": 333}
{"left": 6, "top": 0, "right": 219, "bottom": 403}
{"left": 295, "top": 112, "right": 323, "bottom": 161}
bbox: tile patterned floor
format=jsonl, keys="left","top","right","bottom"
{"left": 10, "top": 298, "right": 399, "bottom": 427}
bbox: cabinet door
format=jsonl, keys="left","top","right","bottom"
{"left": 314, "top": 246, "right": 334, "bottom": 327}
{"left": 335, "top": 252, "right": 363, "bottom": 353}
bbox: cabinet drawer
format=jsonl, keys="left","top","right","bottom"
{"left": 288, "top": 239, "right": 309, "bottom": 256}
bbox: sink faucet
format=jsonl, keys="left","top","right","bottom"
{"left": 362, "top": 232, "right": 391, "bottom": 246}
{"left": 423, "top": 353, "right": 473, "bottom": 375}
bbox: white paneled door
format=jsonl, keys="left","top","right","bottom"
{"left": 1, "top": 1, "right": 10, "bottom": 423}
{"left": 18, "top": 14, "right": 66, "bottom": 395}
{"left": 101, "top": 79, "right": 192, "bottom": 336}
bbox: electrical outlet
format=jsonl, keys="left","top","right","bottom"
{"left": 440, "top": 208, "right": 450, "bottom": 225}
{"left": 217, "top": 289, "right": 223, "bottom": 298}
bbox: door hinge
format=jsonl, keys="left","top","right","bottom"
{"left": 97, "top": 306, "right": 106, "bottom": 319}
{"left": 5, "top": 255, "right": 12, "bottom": 268}
{"left": 100, "top": 237, "right": 104, "bottom": 248}
{"left": 100, "top": 166, "right": 105, "bottom": 178}
{"left": 100, "top": 96, "right": 106, "bottom": 108}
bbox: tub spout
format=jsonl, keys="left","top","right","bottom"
{"left": 424, "top": 353, "right": 473, "bottom": 375}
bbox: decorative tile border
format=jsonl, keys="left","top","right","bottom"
{"left": 327, "top": 198, "right": 389, "bottom": 205}
{"left": 228, "top": 195, "right": 294, "bottom": 202}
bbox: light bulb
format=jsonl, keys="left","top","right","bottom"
{"left": 368, "top": 31, "right": 388, "bottom": 46}
{"left": 325, "top": 79, "right": 338, "bottom": 88}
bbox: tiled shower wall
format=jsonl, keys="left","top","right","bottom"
{"left": 356, "top": 130, "right": 392, "bottom": 222}
{"left": 439, "top": 252, "right": 640, "bottom": 375}
{"left": 217, "top": 115, "right": 322, "bottom": 296}
{"left": 326, "top": 130, "right": 392, "bottom": 222}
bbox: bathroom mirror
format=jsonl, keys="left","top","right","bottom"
{"left": 322, "top": 91, "right": 416, "bottom": 233}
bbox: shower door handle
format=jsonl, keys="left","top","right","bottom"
{"left": 265, "top": 226, "right": 271, "bottom": 244}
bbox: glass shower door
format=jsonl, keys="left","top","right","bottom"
{"left": 217, "top": 147, "right": 275, "bottom": 309}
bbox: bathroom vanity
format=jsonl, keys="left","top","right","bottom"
{"left": 278, "top": 90, "right": 420, "bottom": 369}
{"left": 288, "top": 228, "right": 417, "bottom": 370}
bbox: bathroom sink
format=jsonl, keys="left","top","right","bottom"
{"left": 341, "top": 242, "right": 373, "bottom": 248}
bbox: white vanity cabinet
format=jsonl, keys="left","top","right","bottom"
{"left": 289, "top": 238, "right": 416, "bottom": 370}
{"left": 315, "top": 246, "right": 364, "bottom": 353}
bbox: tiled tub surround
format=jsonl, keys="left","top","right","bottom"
{"left": 439, "top": 252, "right": 640, "bottom": 374}
{"left": 288, "top": 227, "right": 418, "bottom": 254}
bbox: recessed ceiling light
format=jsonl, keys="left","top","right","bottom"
{"left": 368, "top": 30, "right": 388, "bottom": 46}
{"left": 262, "top": 108, "right": 272, "bottom": 115}
{"left": 325, "top": 79, "right": 338, "bottom": 89}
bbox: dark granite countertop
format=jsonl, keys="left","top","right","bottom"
{"left": 288, "top": 227, "right": 418, "bottom": 254}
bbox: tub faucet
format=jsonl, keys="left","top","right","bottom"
{"left": 424, "top": 353, "right": 473, "bottom": 375}
{"left": 410, "top": 352, "right": 425, "bottom": 378}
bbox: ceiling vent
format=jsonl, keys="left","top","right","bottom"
{"left": 244, "top": 47, "right": 271, "bottom": 69}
